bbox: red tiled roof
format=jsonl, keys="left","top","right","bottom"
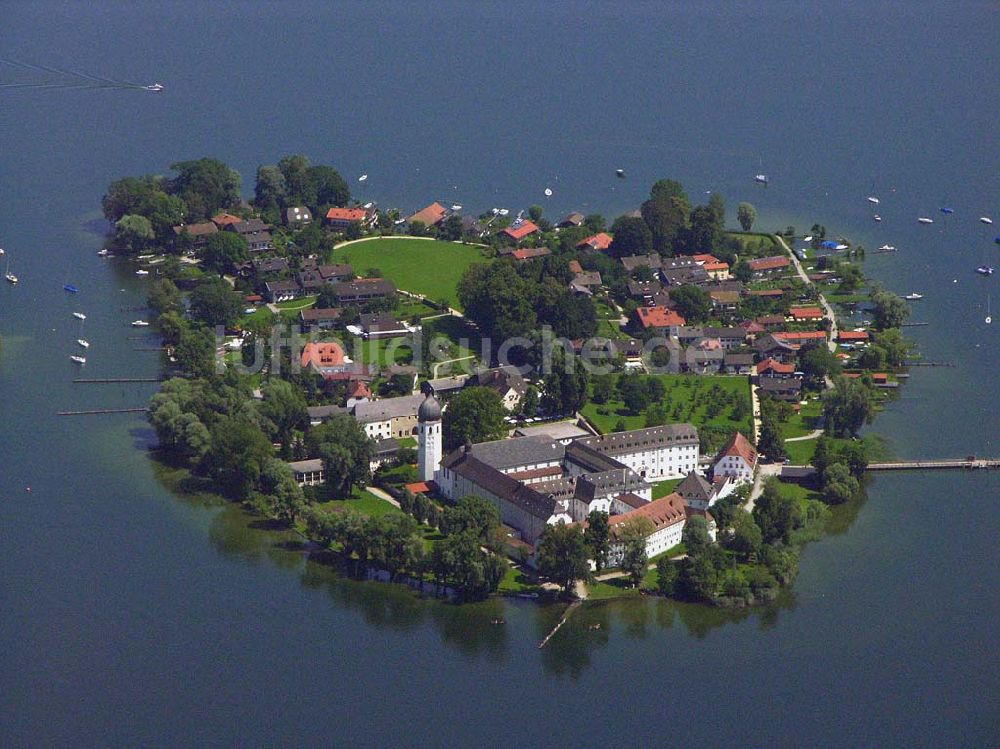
{"left": 718, "top": 431, "right": 758, "bottom": 466}
{"left": 837, "top": 330, "right": 870, "bottom": 341}
{"left": 405, "top": 481, "right": 438, "bottom": 495}
{"left": 576, "top": 232, "right": 613, "bottom": 251}
{"left": 774, "top": 330, "right": 827, "bottom": 342}
{"left": 740, "top": 320, "right": 766, "bottom": 333}
{"left": 636, "top": 306, "right": 686, "bottom": 329}
{"left": 511, "top": 246, "right": 551, "bottom": 261}
{"left": 347, "top": 380, "right": 372, "bottom": 399}
{"left": 789, "top": 306, "right": 824, "bottom": 320}
{"left": 568, "top": 260, "right": 583, "bottom": 274}
{"left": 748, "top": 255, "right": 790, "bottom": 271}
{"left": 502, "top": 220, "right": 540, "bottom": 241}
{"left": 407, "top": 202, "right": 448, "bottom": 226}
{"left": 326, "top": 207, "right": 368, "bottom": 222}
{"left": 756, "top": 358, "right": 795, "bottom": 375}
{"left": 212, "top": 212, "right": 242, "bottom": 226}
{"left": 300, "top": 341, "right": 346, "bottom": 370}
{"left": 609, "top": 493, "right": 687, "bottom": 540}
{"left": 245, "top": 294, "right": 263, "bottom": 303}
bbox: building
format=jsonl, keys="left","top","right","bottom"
{"left": 758, "top": 376, "right": 803, "bottom": 402}
{"left": 284, "top": 206, "right": 313, "bottom": 228}
{"left": 172, "top": 221, "right": 217, "bottom": 249}
{"left": 252, "top": 256, "right": 290, "bottom": 277}
{"left": 417, "top": 391, "right": 442, "bottom": 482}
{"left": 514, "top": 421, "right": 592, "bottom": 444}
{"left": 406, "top": 202, "right": 449, "bottom": 227}
{"left": 628, "top": 279, "right": 665, "bottom": 301}
{"left": 301, "top": 341, "right": 348, "bottom": 378}
{"left": 299, "top": 307, "right": 343, "bottom": 329}
{"left": 329, "top": 278, "right": 396, "bottom": 304}
{"left": 557, "top": 212, "right": 585, "bottom": 228}
{"left": 265, "top": 280, "right": 301, "bottom": 303}
{"left": 722, "top": 352, "right": 755, "bottom": 374}
{"left": 754, "top": 333, "right": 800, "bottom": 363}
{"left": 747, "top": 255, "right": 791, "bottom": 279}
{"left": 789, "top": 306, "right": 824, "bottom": 322}
{"left": 357, "top": 312, "right": 410, "bottom": 339}
{"left": 211, "top": 212, "right": 242, "bottom": 228}
{"left": 661, "top": 265, "right": 710, "bottom": 286}
{"left": 635, "top": 306, "right": 686, "bottom": 334}
{"left": 608, "top": 493, "right": 688, "bottom": 566}
{"left": 713, "top": 431, "right": 758, "bottom": 484}
{"left": 691, "top": 253, "right": 731, "bottom": 280}
{"left": 620, "top": 254, "right": 661, "bottom": 273}
{"left": 227, "top": 218, "right": 274, "bottom": 252}
{"left": 837, "top": 330, "right": 870, "bottom": 343}
{"left": 501, "top": 219, "right": 540, "bottom": 244}
{"left": 307, "top": 404, "right": 347, "bottom": 426}
{"left": 353, "top": 393, "right": 425, "bottom": 440}
{"left": 511, "top": 246, "right": 551, "bottom": 261}
{"left": 288, "top": 459, "right": 325, "bottom": 487}
{"left": 466, "top": 366, "right": 527, "bottom": 412}
{"left": 756, "top": 358, "right": 796, "bottom": 379}
{"left": 574, "top": 424, "right": 699, "bottom": 480}
{"left": 709, "top": 289, "right": 740, "bottom": 312}
{"left": 681, "top": 339, "right": 725, "bottom": 375}
{"left": 325, "top": 206, "right": 374, "bottom": 231}
{"left": 773, "top": 330, "right": 827, "bottom": 346}
{"left": 576, "top": 232, "right": 613, "bottom": 252}
{"left": 570, "top": 270, "right": 602, "bottom": 295}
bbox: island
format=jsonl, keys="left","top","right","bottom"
{"left": 102, "top": 156, "right": 909, "bottom": 608}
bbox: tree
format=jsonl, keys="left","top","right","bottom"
{"left": 442, "top": 386, "right": 507, "bottom": 450}
{"left": 278, "top": 154, "right": 316, "bottom": 206}
{"left": 707, "top": 192, "right": 726, "bottom": 229}
{"left": 433, "top": 530, "right": 505, "bottom": 600}
{"left": 873, "top": 328, "right": 908, "bottom": 367}
{"left": 737, "top": 202, "right": 757, "bottom": 232}
{"left": 618, "top": 375, "right": 649, "bottom": 415}
{"left": 457, "top": 262, "right": 537, "bottom": 342}
{"left": 536, "top": 522, "right": 591, "bottom": 594}
{"left": 139, "top": 191, "right": 188, "bottom": 241}
{"left": 261, "top": 378, "right": 307, "bottom": 450}
{"left": 584, "top": 510, "right": 611, "bottom": 572}
{"left": 203, "top": 416, "right": 274, "bottom": 498}
{"left": 148, "top": 278, "right": 183, "bottom": 316}
{"left": 821, "top": 462, "right": 859, "bottom": 504}
{"left": 590, "top": 374, "right": 614, "bottom": 405}
{"left": 253, "top": 164, "right": 286, "bottom": 216}
{"left": 170, "top": 157, "right": 241, "bottom": 220}
{"left": 174, "top": 326, "right": 216, "bottom": 377}
{"left": 619, "top": 517, "right": 653, "bottom": 587}
{"left": 608, "top": 215, "right": 653, "bottom": 257}
{"left": 309, "top": 414, "right": 375, "bottom": 497}
{"left": 103, "top": 175, "right": 160, "bottom": 223}
{"left": 758, "top": 415, "right": 786, "bottom": 461}
{"left": 201, "top": 231, "right": 249, "bottom": 275}
{"left": 114, "top": 214, "right": 154, "bottom": 254}
{"left": 650, "top": 179, "right": 689, "bottom": 204}
{"left": 800, "top": 342, "right": 842, "bottom": 381}
{"left": 441, "top": 495, "right": 500, "bottom": 542}
{"left": 655, "top": 556, "right": 677, "bottom": 595}
{"left": 684, "top": 204, "right": 723, "bottom": 255}
{"left": 822, "top": 376, "right": 875, "bottom": 437}
{"left": 870, "top": 287, "right": 909, "bottom": 330}
{"left": 725, "top": 511, "right": 763, "bottom": 559}
{"left": 733, "top": 259, "right": 753, "bottom": 284}
{"left": 189, "top": 278, "right": 242, "bottom": 328}
{"left": 677, "top": 552, "right": 719, "bottom": 600}
{"left": 837, "top": 263, "right": 864, "bottom": 292}
{"left": 752, "top": 480, "right": 803, "bottom": 545}
{"left": 682, "top": 515, "right": 710, "bottom": 557}
{"left": 309, "top": 164, "right": 350, "bottom": 207}
{"left": 439, "top": 213, "right": 464, "bottom": 241}
{"left": 540, "top": 353, "right": 590, "bottom": 415}
{"left": 520, "top": 386, "right": 539, "bottom": 418}
{"left": 641, "top": 196, "right": 689, "bottom": 253}
{"left": 669, "top": 284, "right": 711, "bottom": 323}
{"left": 257, "top": 457, "right": 307, "bottom": 524}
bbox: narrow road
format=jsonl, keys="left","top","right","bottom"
{"left": 785, "top": 428, "right": 824, "bottom": 442}
{"left": 432, "top": 355, "right": 475, "bottom": 378}
{"left": 744, "top": 464, "right": 782, "bottom": 513}
{"left": 773, "top": 234, "right": 839, "bottom": 352}
{"left": 366, "top": 486, "right": 400, "bottom": 508}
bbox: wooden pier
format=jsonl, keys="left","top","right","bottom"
{"left": 57, "top": 407, "right": 148, "bottom": 416}
{"left": 868, "top": 459, "right": 1000, "bottom": 471}
{"left": 73, "top": 378, "right": 164, "bottom": 383}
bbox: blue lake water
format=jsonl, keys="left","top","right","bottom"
{"left": 1, "top": 2, "right": 998, "bottom": 746}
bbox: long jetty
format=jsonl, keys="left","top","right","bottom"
{"left": 73, "top": 378, "right": 164, "bottom": 383}
{"left": 57, "top": 408, "right": 148, "bottom": 416}
{"left": 868, "top": 459, "right": 1000, "bottom": 471}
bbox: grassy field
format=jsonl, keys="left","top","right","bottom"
{"left": 726, "top": 231, "right": 780, "bottom": 257}
{"left": 651, "top": 478, "right": 683, "bottom": 498}
{"left": 333, "top": 238, "right": 491, "bottom": 309}
{"left": 320, "top": 487, "right": 402, "bottom": 518}
{"left": 581, "top": 374, "right": 753, "bottom": 452}
{"left": 780, "top": 399, "right": 823, "bottom": 439}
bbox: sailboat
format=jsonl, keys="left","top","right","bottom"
{"left": 77, "top": 316, "right": 89, "bottom": 348}
{"left": 5, "top": 253, "right": 17, "bottom": 284}
{"left": 69, "top": 355, "right": 87, "bottom": 364}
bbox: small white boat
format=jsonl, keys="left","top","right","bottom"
{"left": 616, "top": 169, "right": 626, "bottom": 179}
{"left": 72, "top": 312, "right": 86, "bottom": 320}
{"left": 135, "top": 269, "right": 150, "bottom": 276}
{"left": 70, "top": 355, "right": 87, "bottom": 364}
{"left": 878, "top": 244, "right": 896, "bottom": 251}
{"left": 903, "top": 293, "right": 923, "bottom": 301}
{"left": 498, "top": 208, "right": 509, "bottom": 216}
{"left": 97, "top": 249, "right": 110, "bottom": 256}
{"left": 803, "top": 235, "right": 813, "bottom": 242}
{"left": 5, "top": 272, "right": 17, "bottom": 284}
{"left": 754, "top": 174, "right": 768, "bottom": 184}
{"left": 131, "top": 320, "right": 150, "bottom": 327}
{"left": 976, "top": 266, "right": 994, "bottom": 276}
{"left": 0, "top": 247, "right": 4, "bottom": 256}
{"left": 544, "top": 187, "right": 553, "bottom": 197}
{"left": 980, "top": 217, "right": 994, "bottom": 225}
{"left": 867, "top": 196, "right": 880, "bottom": 205}
{"left": 835, "top": 243, "right": 848, "bottom": 250}
{"left": 873, "top": 214, "right": 882, "bottom": 222}
{"left": 144, "top": 83, "right": 164, "bottom": 92}
{"left": 77, "top": 339, "right": 90, "bottom": 348}
{"left": 358, "top": 174, "right": 368, "bottom": 182}
{"left": 917, "top": 217, "right": 934, "bottom": 224}
{"left": 451, "top": 204, "right": 462, "bottom": 211}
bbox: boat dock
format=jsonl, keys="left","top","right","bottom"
{"left": 867, "top": 458, "right": 1000, "bottom": 471}
{"left": 57, "top": 408, "right": 148, "bottom": 416}
{"left": 73, "top": 378, "right": 164, "bottom": 383}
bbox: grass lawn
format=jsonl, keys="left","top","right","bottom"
{"left": 780, "top": 399, "right": 823, "bottom": 439}
{"left": 726, "top": 231, "right": 779, "bottom": 257}
{"left": 275, "top": 295, "right": 318, "bottom": 310}
{"left": 651, "top": 478, "right": 683, "bottom": 498}
{"left": 334, "top": 238, "right": 491, "bottom": 310}
{"left": 586, "top": 579, "right": 642, "bottom": 600}
{"left": 343, "top": 334, "right": 417, "bottom": 368}
{"left": 784, "top": 438, "right": 818, "bottom": 465}
{"left": 641, "top": 545, "right": 685, "bottom": 588}
{"left": 318, "top": 487, "right": 402, "bottom": 518}
{"left": 498, "top": 565, "right": 544, "bottom": 595}
{"left": 581, "top": 374, "right": 753, "bottom": 452}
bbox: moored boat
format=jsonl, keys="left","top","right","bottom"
{"left": 131, "top": 319, "right": 150, "bottom": 327}
{"left": 70, "top": 355, "right": 87, "bottom": 364}
{"left": 77, "top": 339, "right": 90, "bottom": 348}
{"left": 72, "top": 311, "right": 86, "bottom": 320}
{"left": 917, "top": 217, "right": 934, "bottom": 224}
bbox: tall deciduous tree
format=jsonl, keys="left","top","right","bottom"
{"left": 584, "top": 510, "right": 611, "bottom": 572}
{"left": 737, "top": 202, "right": 757, "bottom": 232}
{"left": 308, "top": 413, "right": 375, "bottom": 497}
{"left": 201, "top": 231, "right": 249, "bottom": 275}
{"left": 189, "top": 278, "right": 243, "bottom": 328}
{"left": 442, "top": 386, "right": 507, "bottom": 450}
{"left": 608, "top": 215, "right": 653, "bottom": 257}
{"left": 115, "top": 214, "right": 155, "bottom": 254}
{"left": 536, "top": 522, "right": 591, "bottom": 594}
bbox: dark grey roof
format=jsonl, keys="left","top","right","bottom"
{"left": 620, "top": 254, "right": 662, "bottom": 272}
{"left": 374, "top": 437, "right": 400, "bottom": 456}
{"left": 265, "top": 280, "right": 299, "bottom": 293}
{"left": 307, "top": 404, "right": 346, "bottom": 421}
{"left": 576, "top": 424, "right": 699, "bottom": 457}
{"left": 231, "top": 218, "right": 269, "bottom": 235}
{"left": 331, "top": 278, "right": 396, "bottom": 298}
{"left": 724, "top": 352, "right": 756, "bottom": 365}
{"left": 564, "top": 440, "right": 629, "bottom": 473}
{"left": 469, "top": 366, "right": 527, "bottom": 397}
{"left": 446, "top": 434, "right": 564, "bottom": 471}
{"left": 417, "top": 393, "right": 441, "bottom": 422}
{"left": 675, "top": 471, "right": 713, "bottom": 502}
{"left": 441, "top": 451, "right": 557, "bottom": 520}
{"left": 253, "top": 257, "right": 289, "bottom": 274}
{"left": 575, "top": 469, "right": 649, "bottom": 502}
{"left": 759, "top": 376, "right": 803, "bottom": 392}
{"left": 353, "top": 394, "right": 424, "bottom": 423}
{"left": 360, "top": 312, "right": 407, "bottom": 334}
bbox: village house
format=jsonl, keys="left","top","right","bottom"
{"left": 661, "top": 265, "right": 710, "bottom": 287}
{"left": 299, "top": 307, "right": 343, "bottom": 330}
{"left": 837, "top": 330, "right": 870, "bottom": 344}
{"left": 172, "top": 221, "right": 217, "bottom": 249}
{"left": 756, "top": 357, "right": 796, "bottom": 379}
{"left": 346, "top": 380, "right": 373, "bottom": 408}
{"left": 758, "top": 376, "right": 803, "bottom": 402}
{"left": 773, "top": 330, "right": 827, "bottom": 346}
{"left": 264, "top": 280, "right": 300, "bottom": 303}
{"left": 288, "top": 459, "right": 325, "bottom": 487}
{"left": 466, "top": 366, "right": 527, "bottom": 412}
{"left": 425, "top": 374, "right": 470, "bottom": 399}
{"left": 620, "top": 254, "right": 662, "bottom": 273}
{"left": 329, "top": 278, "right": 396, "bottom": 305}
{"left": 357, "top": 312, "right": 411, "bottom": 339}
{"left": 608, "top": 493, "right": 688, "bottom": 566}
{"left": 754, "top": 333, "right": 800, "bottom": 363}
{"left": 284, "top": 206, "right": 312, "bottom": 228}
{"left": 300, "top": 341, "right": 349, "bottom": 378}
{"left": 307, "top": 404, "right": 347, "bottom": 426}
{"left": 511, "top": 246, "right": 552, "bottom": 262}
{"left": 789, "top": 306, "right": 825, "bottom": 322}
{"left": 406, "top": 202, "right": 449, "bottom": 228}
{"left": 755, "top": 314, "right": 787, "bottom": 331}
{"left": 709, "top": 289, "right": 741, "bottom": 313}
{"left": 627, "top": 279, "right": 665, "bottom": 301}
{"left": 570, "top": 270, "right": 602, "bottom": 295}
{"left": 557, "top": 212, "right": 585, "bottom": 228}
{"left": 252, "top": 256, "right": 290, "bottom": 277}
{"left": 352, "top": 393, "right": 426, "bottom": 440}
{"left": 501, "top": 219, "right": 540, "bottom": 244}
{"left": 713, "top": 431, "right": 758, "bottom": 484}
{"left": 576, "top": 232, "right": 613, "bottom": 252}
{"left": 747, "top": 255, "right": 791, "bottom": 279}
{"left": 722, "top": 351, "right": 755, "bottom": 375}
{"left": 681, "top": 339, "right": 725, "bottom": 374}
{"left": 691, "top": 253, "right": 731, "bottom": 280}
{"left": 674, "top": 470, "right": 737, "bottom": 510}
{"left": 635, "top": 306, "right": 686, "bottom": 335}
{"left": 325, "top": 206, "right": 375, "bottom": 231}
{"left": 211, "top": 212, "right": 242, "bottom": 228}
{"left": 227, "top": 218, "right": 274, "bottom": 252}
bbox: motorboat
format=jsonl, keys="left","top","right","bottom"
{"left": 135, "top": 269, "right": 150, "bottom": 276}
{"left": 64, "top": 284, "right": 79, "bottom": 293}
{"left": 450, "top": 204, "right": 462, "bottom": 211}
{"left": 131, "top": 320, "right": 150, "bottom": 327}
{"left": 97, "top": 249, "right": 111, "bottom": 256}
{"left": 69, "top": 355, "right": 87, "bottom": 364}
{"left": 498, "top": 208, "right": 509, "bottom": 216}
{"left": 835, "top": 243, "right": 848, "bottom": 250}
{"left": 5, "top": 272, "right": 17, "bottom": 284}
{"left": 803, "top": 235, "right": 813, "bottom": 242}
{"left": 903, "top": 293, "right": 923, "bottom": 300}
{"left": 867, "top": 196, "right": 880, "bottom": 205}
{"left": 358, "top": 174, "right": 368, "bottom": 182}
{"left": 544, "top": 187, "right": 553, "bottom": 196}
{"left": 144, "top": 83, "right": 164, "bottom": 92}
{"left": 940, "top": 207, "right": 954, "bottom": 214}
{"left": 878, "top": 244, "right": 896, "bottom": 251}
{"left": 754, "top": 174, "right": 768, "bottom": 184}
{"left": 616, "top": 169, "right": 626, "bottom": 178}
{"left": 77, "top": 339, "right": 90, "bottom": 348}
{"left": 72, "top": 312, "right": 86, "bottom": 320}
{"left": 873, "top": 214, "right": 882, "bottom": 222}
{"left": 975, "top": 266, "right": 994, "bottom": 276}
{"left": 980, "top": 217, "right": 994, "bottom": 225}
{"left": 917, "top": 217, "right": 934, "bottom": 224}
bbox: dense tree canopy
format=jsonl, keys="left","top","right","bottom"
{"left": 822, "top": 376, "right": 875, "bottom": 437}
{"left": 189, "top": 278, "right": 243, "bottom": 328}
{"left": 201, "top": 231, "right": 249, "bottom": 275}
{"left": 170, "top": 157, "right": 242, "bottom": 220}
{"left": 608, "top": 215, "right": 653, "bottom": 257}
{"left": 536, "top": 522, "right": 591, "bottom": 594}
{"left": 442, "top": 386, "right": 507, "bottom": 450}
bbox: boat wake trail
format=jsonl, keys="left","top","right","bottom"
{"left": 0, "top": 57, "right": 149, "bottom": 92}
